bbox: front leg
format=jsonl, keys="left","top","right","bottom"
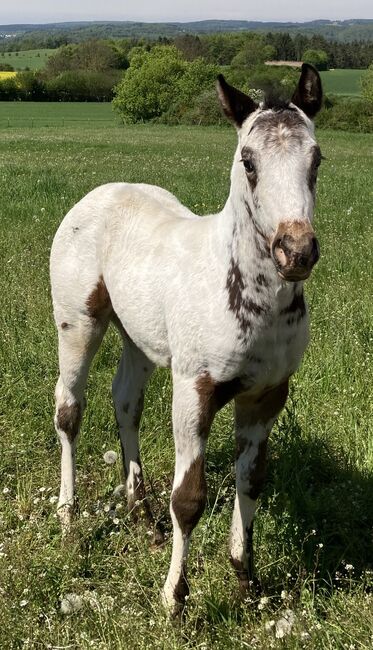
{"left": 230, "top": 381, "right": 289, "bottom": 593}
{"left": 162, "top": 372, "right": 215, "bottom": 616}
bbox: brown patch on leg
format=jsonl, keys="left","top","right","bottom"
{"left": 86, "top": 275, "right": 112, "bottom": 321}
{"left": 172, "top": 456, "right": 207, "bottom": 536}
{"left": 56, "top": 402, "right": 81, "bottom": 443}
{"left": 195, "top": 372, "right": 245, "bottom": 437}
{"left": 133, "top": 389, "right": 144, "bottom": 429}
{"left": 248, "top": 439, "right": 268, "bottom": 501}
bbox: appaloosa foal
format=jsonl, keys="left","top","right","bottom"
{"left": 50, "top": 64, "right": 323, "bottom": 614}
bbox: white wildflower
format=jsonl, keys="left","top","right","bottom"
{"left": 345, "top": 564, "right": 354, "bottom": 571}
{"left": 265, "top": 619, "right": 275, "bottom": 631}
{"left": 60, "top": 593, "right": 83, "bottom": 615}
{"left": 258, "top": 596, "right": 269, "bottom": 610}
{"left": 2, "top": 487, "right": 10, "bottom": 495}
{"left": 49, "top": 495, "right": 58, "bottom": 504}
{"left": 82, "top": 510, "right": 90, "bottom": 518}
{"left": 103, "top": 450, "right": 117, "bottom": 465}
{"left": 19, "top": 599, "right": 28, "bottom": 607}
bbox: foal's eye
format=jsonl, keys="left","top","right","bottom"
{"left": 243, "top": 159, "right": 256, "bottom": 174}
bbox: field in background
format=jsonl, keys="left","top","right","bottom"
{"left": 0, "top": 101, "right": 117, "bottom": 128}
{"left": 0, "top": 48, "right": 55, "bottom": 70}
{"left": 0, "top": 108, "right": 372, "bottom": 649}
{"left": 320, "top": 68, "right": 367, "bottom": 96}
{"left": 0, "top": 70, "right": 17, "bottom": 80}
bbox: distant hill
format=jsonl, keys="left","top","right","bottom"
{"left": 1, "top": 19, "right": 373, "bottom": 45}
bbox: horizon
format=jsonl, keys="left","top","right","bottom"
{"left": 0, "top": 0, "right": 372, "bottom": 26}
{"left": 0, "top": 16, "right": 372, "bottom": 27}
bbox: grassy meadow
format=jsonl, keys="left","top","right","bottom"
{"left": 0, "top": 48, "right": 55, "bottom": 71}
{"left": 320, "top": 68, "right": 367, "bottom": 97}
{"left": 0, "top": 102, "right": 372, "bottom": 649}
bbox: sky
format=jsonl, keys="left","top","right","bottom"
{"left": 0, "top": 0, "right": 372, "bottom": 25}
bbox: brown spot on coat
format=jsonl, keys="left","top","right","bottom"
{"left": 172, "top": 456, "right": 207, "bottom": 536}
{"left": 86, "top": 275, "right": 112, "bottom": 320}
{"left": 256, "top": 273, "right": 269, "bottom": 287}
{"left": 226, "top": 258, "right": 268, "bottom": 334}
{"left": 60, "top": 322, "right": 69, "bottom": 330}
{"left": 56, "top": 402, "right": 81, "bottom": 443}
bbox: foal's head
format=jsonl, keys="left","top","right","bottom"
{"left": 218, "top": 64, "right": 323, "bottom": 282}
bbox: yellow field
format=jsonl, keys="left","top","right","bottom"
{"left": 0, "top": 71, "right": 17, "bottom": 80}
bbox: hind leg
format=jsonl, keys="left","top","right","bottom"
{"left": 112, "top": 339, "right": 159, "bottom": 531}
{"left": 54, "top": 314, "right": 109, "bottom": 532}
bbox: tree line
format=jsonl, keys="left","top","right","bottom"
{"left": 0, "top": 36, "right": 371, "bottom": 132}
{"left": 1, "top": 31, "right": 373, "bottom": 69}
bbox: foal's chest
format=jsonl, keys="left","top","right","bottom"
{"left": 238, "top": 291, "right": 310, "bottom": 392}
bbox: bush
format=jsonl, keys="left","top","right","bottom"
{"left": 302, "top": 49, "right": 329, "bottom": 71}
{"left": 113, "top": 46, "right": 186, "bottom": 123}
{"left": 361, "top": 64, "right": 373, "bottom": 103}
{"left": 0, "top": 77, "right": 18, "bottom": 100}
{"left": 0, "top": 63, "right": 14, "bottom": 71}
{"left": 113, "top": 46, "right": 218, "bottom": 124}
{"left": 316, "top": 96, "right": 373, "bottom": 133}
{"left": 178, "top": 88, "right": 226, "bottom": 125}
{"left": 46, "top": 70, "right": 120, "bottom": 101}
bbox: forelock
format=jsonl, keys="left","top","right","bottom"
{"left": 248, "top": 105, "right": 309, "bottom": 150}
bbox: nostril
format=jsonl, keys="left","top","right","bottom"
{"left": 271, "top": 237, "right": 288, "bottom": 268}
{"left": 298, "top": 254, "right": 308, "bottom": 268}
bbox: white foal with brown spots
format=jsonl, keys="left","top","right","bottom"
{"left": 50, "top": 64, "right": 323, "bottom": 614}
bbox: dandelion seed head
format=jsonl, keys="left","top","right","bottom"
{"left": 103, "top": 451, "right": 117, "bottom": 465}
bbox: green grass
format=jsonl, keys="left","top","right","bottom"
{"left": 0, "top": 106, "right": 372, "bottom": 649}
{"left": 320, "top": 68, "right": 367, "bottom": 97}
{"left": 0, "top": 48, "right": 55, "bottom": 71}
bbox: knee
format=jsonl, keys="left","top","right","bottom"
{"left": 172, "top": 456, "right": 207, "bottom": 536}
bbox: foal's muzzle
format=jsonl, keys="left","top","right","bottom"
{"left": 271, "top": 220, "right": 320, "bottom": 282}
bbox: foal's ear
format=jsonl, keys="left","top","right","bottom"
{"left": 291, "top": 63, "right": 323, "bottom": 119}
{"left": 217, "top": 74, "right": 257, "bottom": 128}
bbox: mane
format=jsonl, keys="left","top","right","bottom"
{"left": 261, "top": 94, "right": 296, "bottom": 112}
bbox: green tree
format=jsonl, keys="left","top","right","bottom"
{"left": 361, "top": 64, "right": 373, "bottom": 103}
{"left": 232, "top": 35, "right": 276, "bottom": 68}
{"left": 302, "top": 49, "right": 328, "bottom": 70}
{"left": 113, "top": 46, "right": 187, "bottom": 123}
